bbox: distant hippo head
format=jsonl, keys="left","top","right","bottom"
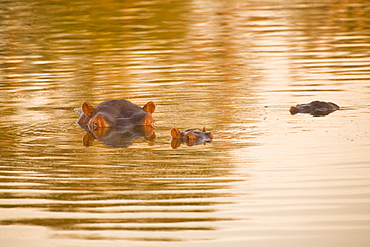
{"left": 290, "top": 101, "right": 339, "bottom": 116}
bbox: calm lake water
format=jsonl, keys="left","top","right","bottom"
{"left": 1, "top": 0, "right": 370, "bottom": 246}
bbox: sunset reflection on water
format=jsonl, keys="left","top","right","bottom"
{"left": 0, "top": 0, "right": 370, "bottom": 246}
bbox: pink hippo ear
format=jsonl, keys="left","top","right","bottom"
{"left": 171, "top": 128, "right": 181, "bottom": 138}
{"left": 143, "top": 101, "right": 155, "bottom": 114}
{"left": 82, "top": 102, "right": 95, "bottom": 118}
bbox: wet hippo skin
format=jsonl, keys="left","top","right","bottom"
{"left": 77, "top": 99, "right": 155, "bottom": 131}
{"left": 290, "top": 101, "right": 339, "bottom": 116}
{"left": 170, "top": 127, "right": 213, "bottom": 149}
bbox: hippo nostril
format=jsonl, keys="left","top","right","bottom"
{"left": 208, "top": 133, "right": 213, "bottom": 139}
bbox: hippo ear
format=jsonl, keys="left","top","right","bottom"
{"left": 202, "top": 127, "right": 207, "bottom": 132}
{"left": 143, "top": 101, "right": 155, "bottom": 114}
{"left": 82, "top": 102, "right": 95, "bottom": 118}
{"left": 171, "top": 128, "right": 181, "bottom": 138}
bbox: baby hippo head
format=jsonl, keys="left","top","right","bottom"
{"left": 171, "top": 127, "right": 213, "bottom": 141}
{"left": 170, "top": 127, "right": 213, "bottom": 149}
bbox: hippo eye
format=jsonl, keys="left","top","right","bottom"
{"left": 93, "top": 122, "right": 98, "bottom": 130}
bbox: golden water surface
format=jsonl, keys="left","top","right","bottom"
{"left": 0, "top": 0, "right": 369, "bottom": 246}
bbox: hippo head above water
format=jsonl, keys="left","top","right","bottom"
{"left": 77, "top": 99, "right": 155, "bottom": 131}
{"left": 170, "top": 127, "right": 213, "bottom": 149}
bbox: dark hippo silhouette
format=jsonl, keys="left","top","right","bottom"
{"left": 290, "top": 101, "right": 339, "bottom": 116}
{"left": 170, "top": 127, "right": 213, "bottom": 149}
{"left": 82, "top": 125, "right": 156, "bottom": 148}
{"left": 77, "top": 99, "right": 155, "bottom": 131}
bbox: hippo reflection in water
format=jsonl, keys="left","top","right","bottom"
{"left": 290, "top": 101, "right": 340, "bottom": 117}
{"left": 82, "top": 125, "right": 156, "bottom": 148}
{"left": 170, "top": 127, "right": 213, "bottom": 149}
{"left": 76, "top": 99, "right": 156, "bottom": 147}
